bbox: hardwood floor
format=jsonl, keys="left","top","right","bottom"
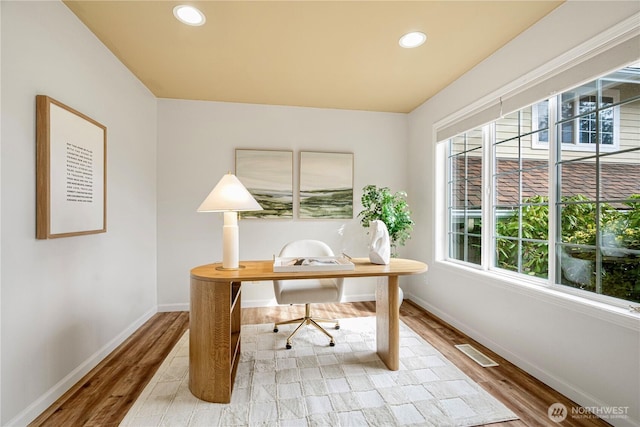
{"left": 30, "top": 311, "right": 189, "bottom": 427}
{"left": 30, "top": 301, "right": 610, "bottom": 427}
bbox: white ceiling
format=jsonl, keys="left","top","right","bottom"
{"left": 64, "top": 1, "right": 563, "bottom": 113}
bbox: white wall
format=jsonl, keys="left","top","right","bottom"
{"left": 405, "top": 2, "right": 640, "bottom": 427}
{"left": 1, "top": 1, "right": 158, "bottom": 425}
{"left": 0, "top": 2, "right": 3, "bottom": 422}
{"left": 157, "top": 99, "right": 408, "bottom": 309}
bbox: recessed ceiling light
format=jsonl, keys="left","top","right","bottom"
{"left": 173, "top": 5, "right": 206, "bottom": 26}
{"left": 399, "top": 32, "right": 426, "bottom": 49}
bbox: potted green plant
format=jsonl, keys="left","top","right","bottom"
{"left": 358, "top": 185, "right": 414, "bottom": 257}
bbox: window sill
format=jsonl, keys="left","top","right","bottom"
{"left": 531, "top": 142, "right": 621, "bottom": 153}
{"left": 436, "top": 259, "right": 640, "bottom": 331}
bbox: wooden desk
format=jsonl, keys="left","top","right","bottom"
{"left": 189, "top": 258, "right": 428, "bottom": 403}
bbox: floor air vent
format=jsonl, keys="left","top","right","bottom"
{"left": 455, "top": 344, "right": 499, "bottom": 367}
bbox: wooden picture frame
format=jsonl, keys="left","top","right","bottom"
{"left": 299, "top": 151, "right": 353, "bottom": 219}
{"left": 235, "top": 149, "right": 293, "bottom": 218}
{"left": 36, "top": 95, "right": 107, "bottom": 239}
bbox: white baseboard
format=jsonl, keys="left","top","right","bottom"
{"left": 242, "top": 293, "right": 376, "bottom": 308}
{"left": 242, "top": 298, "right": 276, "bottom": 308}
{"left": 158, "top": 303, "right": 189, "bottom": 312}
{"left": 6, "top": 306, "right": 157, "bottom": 427}
{"left": 406, "top": 293, "right": 640, "bottom": 427}
{"left": 341, "top": 293, "right": 376, "bottom": 303}
{"left": 157, "top": 294, "right": 377, "bottom": 311}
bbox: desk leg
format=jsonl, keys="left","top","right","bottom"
{"left": 189, "top": 278, "right": 235, "bottom": 403}
{"left": 376, "top": 275, "right": 400, "bottom": 370}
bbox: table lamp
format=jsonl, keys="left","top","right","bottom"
{"left": 197, "top": 173, "right": 263, "bottom": 270}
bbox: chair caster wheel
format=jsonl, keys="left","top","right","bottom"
{"left": 335, "top": 325, "right": 340, "bottom": 330}
{"left": 329, "top": 341, "right": 335, "bottom": 347}
{"left": 273, "top": 328, "right": 278, "bottom": 333}
{"left": 286, "top": 343, "right": 292, "bottom": 349}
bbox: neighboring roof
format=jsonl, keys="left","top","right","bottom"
{"left": 453, "top": 158, "right": 640, "bottom": 207}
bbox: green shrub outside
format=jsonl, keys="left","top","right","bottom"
{"left": 496, "top": 194, "right": 640, "bottom": 303}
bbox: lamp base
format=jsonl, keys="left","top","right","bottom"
{"left": 215, "top": 265, "right": 247, "bottom": 271}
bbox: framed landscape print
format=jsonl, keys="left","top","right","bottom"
{"left": 36, "top": 95, "right": 107, "bottom": 239}
{"left": 235, "top": 149, "right": 293, "bottom": 218}
{"left": 299, "top": 151, "right": 353, "bottom": 219}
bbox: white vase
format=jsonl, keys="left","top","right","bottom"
{"left": 369, "top": 220, "right": 391, "bottom": 265}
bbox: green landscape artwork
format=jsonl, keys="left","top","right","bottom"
{"left": 299, "top": 151, "right": 353, "bottom": 219}
{"left": 236, "top": 149, "right": 293, "bottom": 218}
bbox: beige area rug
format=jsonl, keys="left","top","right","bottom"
{"left": 120, "top": 317, "right": 518, "bottom": 427}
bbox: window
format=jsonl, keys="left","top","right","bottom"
{"left": 445, "top": 63, "right": 640, "bottom": 305}
{"left": 532, "top": 90, "right": 620, "bottom": 150}
{"left": 447, "top": 129, "right": 483, "bottom": 265}
{"left": 494, "top": 107, "right": 549, "bottom": 278}
{"left": 556, "top": 73, "right": 640, "bottom": 302}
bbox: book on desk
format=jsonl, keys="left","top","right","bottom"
{"left": 273, "top": 256, "right": 355, "bottom": 272}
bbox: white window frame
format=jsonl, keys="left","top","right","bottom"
{"left": 442, "top": 81, "right": 638, "bottom": 310}
{"left": 446, "top": 133, "right": 484, "bottom": 268}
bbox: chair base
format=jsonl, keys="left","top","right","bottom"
{"left": 273, "top": 303, "right": 339, "bottom": 349}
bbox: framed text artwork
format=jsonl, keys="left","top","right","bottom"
{"left": 299, "top": 151, "right": 353, "bottom": 219}
{"left": 36, "top": 95, "right": 107, "bottom": 239}
{"left": 235, "top": 149, "right": 293, "bottom": 218}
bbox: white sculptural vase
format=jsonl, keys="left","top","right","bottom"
{"left": 369, "top": 220, "right": 391, "bottom": 265}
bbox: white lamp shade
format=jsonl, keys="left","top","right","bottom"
{"left": 197, "top": 173, "right": 263, "bottom": 212}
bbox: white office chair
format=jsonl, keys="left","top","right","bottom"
{"left": 273, "top": 240, "right": 344, "bottom": 349}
